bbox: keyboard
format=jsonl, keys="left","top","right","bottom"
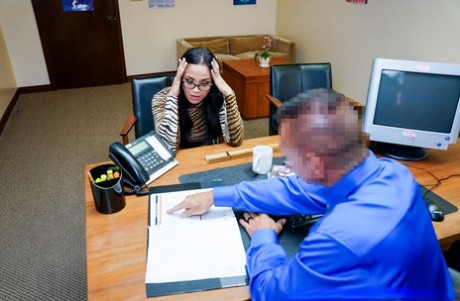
{"left": 286, "top": 214, "right": 322, "bottom": 230}
{"left": 285, "top": 186, "right": 450, "bottom": 230}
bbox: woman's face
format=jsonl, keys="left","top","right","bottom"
{"left": 181, "top": 63, "right": 212, "bottom": 105}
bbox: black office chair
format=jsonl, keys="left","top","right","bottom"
{"left": 267, "top": 63, "right": 332, "bottom": 135}
{"left": 120, "top": 72, "right": 176, "bottom": 145}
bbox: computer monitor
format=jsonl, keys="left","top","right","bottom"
{"left": 363, "top": 58, "right": 460, "bottom": 161}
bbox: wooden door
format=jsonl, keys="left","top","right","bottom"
{"left": 32, "top": 0, "right": 126, "bottom": 89}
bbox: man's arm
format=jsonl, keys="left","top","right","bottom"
{"left": 168, "top": 176, "right": 328, "bottom": 217}
{"left": 214, "top": 176, "right": 328, "bottom": 215}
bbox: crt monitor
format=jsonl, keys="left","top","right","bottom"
{"left": 363, "top": 58, "right": 460, "bottom": 161}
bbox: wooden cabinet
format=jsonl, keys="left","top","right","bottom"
{"left": 222, "top": 58, "right": 292, "bottom": 119}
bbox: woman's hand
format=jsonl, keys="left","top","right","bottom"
{"left": 169, "top": 58, "right": 188, "bottom": 97}
{"left": 210, "top": 59, "right": 233, "bottom": 97}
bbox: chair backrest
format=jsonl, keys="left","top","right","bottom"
{"left": 268, "top": 63, "right": 332, "bottom": 135}
{"left": 131, "top": 72, "right": 176, "bottom": 139}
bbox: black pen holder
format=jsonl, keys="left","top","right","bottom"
{"left": 89, "top": 164, "right": 126, "bottom": 214}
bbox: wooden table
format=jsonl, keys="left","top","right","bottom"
{"left": 222, "top": 58, "right": 292, "bottom": 119}
{"left": 85, "top": 136, "right": 460, "bottom": 300}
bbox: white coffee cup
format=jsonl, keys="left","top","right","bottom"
{"left": 252, "top": 145, "right": 273, "bottom": 174}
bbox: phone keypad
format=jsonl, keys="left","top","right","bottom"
{"left": 137, "top": 150, "right": 165, "bottom": 174}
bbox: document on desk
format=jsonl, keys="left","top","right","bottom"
{"left": 145, "top": 188, "right": 248, "bottom": 297}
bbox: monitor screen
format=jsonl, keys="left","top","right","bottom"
{"left": 363, "top": 58, "right": 460, "bottom": 161}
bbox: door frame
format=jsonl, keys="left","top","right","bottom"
{"left": 31, "top": 0, "right": 127, "bottom": 90}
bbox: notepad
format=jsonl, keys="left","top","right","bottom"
{"left": 145, "top": 188, "right": 248, "bottom": 297}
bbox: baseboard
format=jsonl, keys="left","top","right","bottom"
{"left": 0, "top": 89, "right": 20, "bottom": 137}
{"left": 0, "top": 84, "right": 53, "bottom": 137}
{"left": 17, "top": 84, "right": 53, "bottom": 94}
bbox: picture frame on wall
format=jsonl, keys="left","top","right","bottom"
{"left": 149, "top": 0, "right": 175, "bottom": 8}
{"left": 62, "top": 0, "right": 94, "bottom": 12}
{"left": 234, "top": 0, "right": 256, "bottom": 5}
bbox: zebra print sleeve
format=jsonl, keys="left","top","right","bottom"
{"left": 152, "top": 87, "right": 180, "bottom": 152}
{"left": 220, "top": 91, "right": 244, "bottom": 146}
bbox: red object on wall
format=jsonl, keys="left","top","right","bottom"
{"left": 346, "top": 0, "right": 368, "bottom": 4}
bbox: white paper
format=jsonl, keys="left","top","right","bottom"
{"left": 145, "top": 189, "right": 247, "bottom": 284}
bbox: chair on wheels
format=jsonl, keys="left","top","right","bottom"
{"left": 266, "top": 63, "right": 333, "bottom": 135}
{"left": 120, "top": 72, "right": 176, "bottom": 145}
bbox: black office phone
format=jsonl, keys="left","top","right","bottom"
{"left": 109, "top": 131, "right": 178, "bottom": 188}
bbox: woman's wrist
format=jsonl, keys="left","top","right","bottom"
{"left": 222, "top": 89, "right": 234, "bottom": 98}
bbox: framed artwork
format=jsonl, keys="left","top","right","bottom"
{"left": 149, "top": 0, "right": 175, "bottom": 8}
{"left": 62, "top": 0, "right": 94, "bottom": 11}
{"left": 234, "top": 0, "right": 256, "bottom": 5}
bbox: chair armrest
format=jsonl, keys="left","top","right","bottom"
{"left": 266, "top": 94, "right": 283, "bottom": 109}
{"left": 345, "top": 96, "right": 365, "bottom": 119}
{"left": 120, "top": 114, "right": 137, "bottom": 145}
{"left": 268, "top": 94, "right": 364, "bottom": 116}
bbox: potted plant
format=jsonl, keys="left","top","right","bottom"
{"left": 254, "top": 35, "right": 272, "bottom": 67}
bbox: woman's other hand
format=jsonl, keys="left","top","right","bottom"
{"left": 169, "top": 58, "right": 188, "bottom": 97}
{"left": 210, "top": 59, "right": 233, "bottom": 97}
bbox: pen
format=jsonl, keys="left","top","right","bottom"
{"left": 155, "top": 195, "right": 158, "bottom": 226}
{"left": 87, "top": 171, "right": 94, "bottom": 183}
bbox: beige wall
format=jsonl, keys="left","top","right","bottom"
{"left": 0, "top": 0, "right": 49, "bottom": 87}
{"left": 0, "top": 26, "right": 17, "bottom": 120}
{"left": 119, "top": 0, "right": 277, "bottom": 75}
{"left": 276, "top": 0, "right": 460, "bottom": 103}
{"left": 0, "top": 0, "right": 276, "bottom": 87}
{"left": 2, "top": 0, "right": 460, "bottom": 104}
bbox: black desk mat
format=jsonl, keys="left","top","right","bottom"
{"left": 179, "top": 156, "right": 286, "bottom": 185}
{"left": 179, "top": 156, "right": 458, "bottom": 216}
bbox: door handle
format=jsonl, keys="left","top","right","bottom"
{"left": 106, "top": 15, "right": 116, "bottom": 24}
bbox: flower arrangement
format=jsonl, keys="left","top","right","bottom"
{"left": 254, "top": 35, "right": 272, "bottom": 60}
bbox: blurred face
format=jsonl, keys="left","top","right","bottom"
{"left": 280, "top": 120, "right": 328, "bottom": 184}
{"left": 182, "top": 63, "right": 212, "bottom": 105}
{"left": 280, "top": 102, "right": 359, "bottom": 186}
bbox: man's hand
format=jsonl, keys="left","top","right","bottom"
{"left": 239, "top": 213, "right": 286, "bottom": 238}
{"left": 166, "top": 190, "right": 214, "bottom": 218}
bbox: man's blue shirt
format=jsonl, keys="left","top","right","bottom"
{"left": 214, "top": 151, "right": 454, "bottom": 300}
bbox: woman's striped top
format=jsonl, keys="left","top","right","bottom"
{"left": 152, "top": 87, "right": 244, "bottom": 152}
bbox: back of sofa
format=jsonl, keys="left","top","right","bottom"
{"left": 176, "top": 35, "right": 295, "bottom": 63}
{"left": 176, "top": 36, "right": 230, "bottom": 62}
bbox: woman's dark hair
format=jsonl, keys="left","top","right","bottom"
{"left": 178, "top": 47, "right": 224, "bottom": 146}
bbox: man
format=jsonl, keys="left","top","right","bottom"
{"left": 168, "top": 89, "right": 454, "bottom": 300}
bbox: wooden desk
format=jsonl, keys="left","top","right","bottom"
{"left": 85, "top": 136, "right": 460, "bottom": 300}
{"left": 222, "top": 58, "right": 292, "bottom": 119}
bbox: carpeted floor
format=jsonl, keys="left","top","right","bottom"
{"left": 0, "top": 83, "right": 268, "bottom": 300}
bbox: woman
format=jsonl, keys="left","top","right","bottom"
{"left": 151, "top": 48, "right": 244, "bottom": 152}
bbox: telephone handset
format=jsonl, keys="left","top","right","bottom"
{"left": 109, "top": 131, "right": 178, "bottom": 189}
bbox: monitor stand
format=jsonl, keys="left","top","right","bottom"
{"left": 374, "top": 142, "right": 428, "bottom": 161}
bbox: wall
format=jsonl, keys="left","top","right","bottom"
{"left": 276, "top": 0, "right": 460, "bottom": 103}
{"left": 119, "top": 0, "right": 277, "bottom": 75}
{"left": 0, "top": 0, "right": 276, "bottom": 87}
{"left": 2, "top": 0, "right": 459, "bottom": 100}
{"left": 0, "top": 26, "right": 17, "bottom": 120}
{"left": 0, "top": 0, "right": 49, "bottom": 87}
